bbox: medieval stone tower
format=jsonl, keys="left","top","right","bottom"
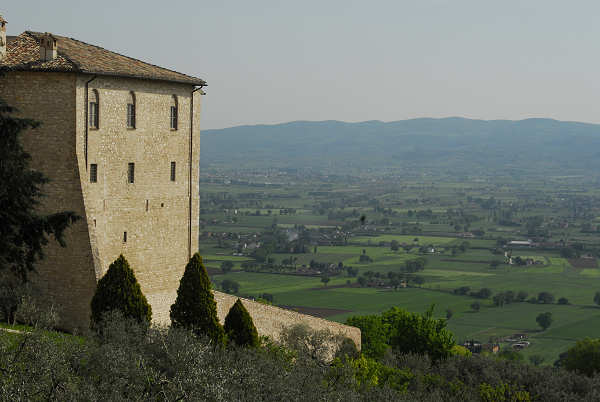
{"left": 1, "top": 27, "right": 204, "bottom": 330}
{"left": 0, "top": 21, "right": 361, "bottom": 346}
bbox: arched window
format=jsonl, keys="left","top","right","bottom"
{"left": 127, "top": 91, "right": 136, "bottom": 129}
{"left": 89, "top": 89, "right": 99, "bottom": 129}
{"left": 170, "top": 95, "right": 178, "bottom": 130}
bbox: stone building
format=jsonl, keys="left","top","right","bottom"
{"left": 1, "top": 26, "right": 205, "bottom": 330}
{"left": 0, "top": 20, "right": 360, "bottom": 347}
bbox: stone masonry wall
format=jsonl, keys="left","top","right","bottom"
{"left": 0, "top": 72, "right": 98, "bottom": 330}
{"left": 75, "top": 75, "right": 201, "bottom": 329}
{"left": 214, "top": 291, "right": 361, "bottom": 350}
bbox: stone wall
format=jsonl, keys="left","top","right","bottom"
{"left": 147, "top": 288, "right": 361, "bottom": 350}
{"left": 0, "top": 72, "right": 98, "bottom": 330}
{"left": 75, "top": 75, "right": 201, "bottom": 328}
{"left": 213, "top": 291, "right": 361, "bottom": 350}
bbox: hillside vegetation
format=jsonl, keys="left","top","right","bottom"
{"left": 201, "top": 118, "right": 600, "bottom": 175}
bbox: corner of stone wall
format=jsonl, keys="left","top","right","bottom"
{"left": 213, "top": 291, "right": 361, "bottom": 351}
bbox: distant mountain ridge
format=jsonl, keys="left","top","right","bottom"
{"left": 200, "top": 118, "right": 600, "bottom": 176}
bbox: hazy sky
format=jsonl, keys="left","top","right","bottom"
{"left": 4, "top": 1, "right": 600, "bottom": 129}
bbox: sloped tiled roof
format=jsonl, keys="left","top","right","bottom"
{"left": 1, "top": 31, "right": 206, "bottom": 86}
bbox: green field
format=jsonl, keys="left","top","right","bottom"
{"left": 200, "top": 172, "right": 600, "bottom": 365}
{"left": 352, "top": 235, "right": 457, "bottom": 245}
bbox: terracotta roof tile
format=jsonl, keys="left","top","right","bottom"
{"left": 2, "top": 32, "right": 206, "bottom": 86}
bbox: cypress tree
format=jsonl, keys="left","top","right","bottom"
{"left": 170, "top": 253, "right": 225, "bottom": 344}
{"left": 90, "top": 255, "right": 152, "bottom": 325}
{"left": 224, "top": 298, "right": 259, "bottom": 347}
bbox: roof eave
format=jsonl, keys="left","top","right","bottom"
{"left": 82, "top": 70, "right": 207, "bottom": 87}
{"left": 2, "top": 66, "right": 207, "bottom": 87}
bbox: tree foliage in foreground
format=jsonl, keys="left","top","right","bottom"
{"left": 563, "top": 338, "right": 600, "bottom": 377}
{"left": 0, "top": 98, "right": 79, "bottom": 282}
{"left": 2, "top": 314, "right": 600, "bottom": 401}
{"left": 224, "top": 298, "right": 259, "bottom": 347}
{"left": 90, "top": 255, "right": 151, "bottom": 326}
{"left": 346, "top": 306, "right": 455, "bottom": 361}
{"left": 170, "top": 253, "right": 225, "bottom": 344}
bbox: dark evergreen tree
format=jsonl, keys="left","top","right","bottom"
{"left": 170, "top": 253, "right": 225, "bottom": 344}
{"left": 224, "top": 298, "right": 259, "bottom": 347}
{"left": 0, "top": 97, "right": 79, "bottom": 282}
{"left": 90, "top": 255, "right": 152, "bottom": 325}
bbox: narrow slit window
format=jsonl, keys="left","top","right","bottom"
{"left": 89, "top": 89, "right": 99, "bottom": 129}
{"left": 128, "top": 162, "right": 135, "bottom": 183}
{"left": 127, "top": 103, "right": 136, "bottom": 128}
{"left": 170, "top": 106, "right": 178, "bottom": 130}
{"left": 89, "top": 102, "right": 98, "bottom": 128}
{"left": 90, "top": 163, "right": 98, "bottom": 183}
{"left": 170, "top": 95, "right": 178, "bottom": 130}
{"left": 123, "top": 231, "right": 127, "bottom": 243}
{"left": 127, "top": 91, "right": 136, "bottom": 128}
{"left": 170, "top": 161, "right": 176, "bottom": 182}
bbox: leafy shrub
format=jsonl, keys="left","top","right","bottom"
{"left": 386, "top": 352, "right": 600, "bottom": 401}
{"left": 498, "top": 349, "right": 524, "bottom": 361}
{"left": 471, "top": 288, "right": 492, "bottom": 299}
{"left": 594, "top": 291, "right": 600, "bottom": 306}
{"left": 0, "top": 271, "right": 29, "bottom": 324}
{"left": 479, "top": 382, "right": 531, "bottom": 402}
{"left": 529, "top": 355, "right": 545, "bottom": 366}
{"left": 383, "top": 306, "right": 455, "bottom": 361}
{"left": 224, "top": 299, "right": 259, "bottom": 347}
{"left": 347, "top": 306, "right": 455, "bottom": 362}
{"left": 335, "top": 355, "right": 413, "bottom": 392}
{"left": 220, "top": 260, "right": 234, "bottom": 273}
{"left": 0, "top": 314, "right": 397, "bottom": 401}
{"left": 170, "top": 253, "right": 225, "bottom": 344}
{"left": 15, "top": 294, "right": 59, "bottom": 329}
{"left": 221, "top": 279, "right": 240, "bottom": 294}
{"left": 516, "top": 291, "right": 529, "bottom": 302}
{"left": 3, "top": 315, "right": 600, "bottom": 401}
{"left": 278, "top": 323, "right": 355, "bottom": 364}
{"left": 345, "top": 315, "right": 390, "bottom": 360}
{"left": 453, "top": 286, "right": 471, "bottom": 295}
{"left": 564, "top": 338, "right": 600, "bottom": 377}
{"left": 537, "top": 292, "right": 555, "bottom": 304}
{"left": 90, "top": 255, "right": 151, "bottom": 326}
{"left": 359, "top": 254, "right": 373, "bottom": 263}
{"left": 258, "top": 293, "right": 274, "bottom": 303}
{"left": 536, "top": 312, "right": 553, "bottom": 331}
{"left": 451, "top": 345, "right": 472, "bottom": 357}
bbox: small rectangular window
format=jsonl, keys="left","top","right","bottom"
{"left": 127, "top": 103, "right": 136, "bottom": 128}
{"left": 170, "top": 106, "right": 178, "bottom": 130}
{"left": 123, "top": 231, "right": 127, "bottom": 243}
{"left": 89, "top": 102, "right": 98, "bottom": 128}
{"left": 90, "top": 163, "right": 98, "bottom": 183}
{"left": 128, "top": 162, "right": 135, "bottom": 183}
{"left": 170, "top": 161, "right": 176, "bottom": 182}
